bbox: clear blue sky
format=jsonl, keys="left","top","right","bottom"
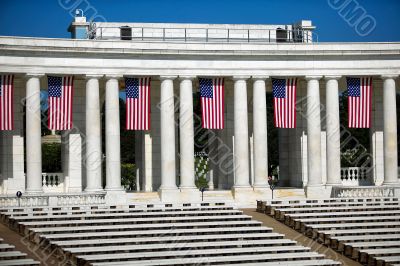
{"left": 0, "top": 0, "right": 399, "bottom": 42}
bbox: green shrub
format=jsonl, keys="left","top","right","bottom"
{"left": 195, "top": 176, "right": 208, "bottom": 189}
{"left": 121, "top": 163, "right": 136, "bottom": 191}
{"left": 42, "top": 143, "right": 61, "bottom": 172}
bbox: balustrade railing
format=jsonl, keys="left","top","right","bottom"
{"left": 340, "top": 167, "right": 372, "bottom": 186}
{"left": 0, "top": 195, "right": 49, "bottom": 207}
{"left": 0, "top": 192, "right": 106, "bottom": 208}
{"left": 42, "top": 173, "right": 64, "bottom": 192}
{"left": 332, "top": 186, "right": 396, "bottom": 198}
{"left": 56, "top": 192, "right": 106, "bottom": 206}
{"left": 92, "top": 26, "right": 318, "bottom": 43}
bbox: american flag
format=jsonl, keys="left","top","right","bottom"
{"left": 272, "top": 78, "right": 297, "bottom": 128}
{"left": 48, "top": 76, "right": 74, "bottom": 130}
{"left": 0, "top": 75, "right": 14, "bottom": 130}
{"left": 125, "top": 77, "right": 151, "bottom": 130}
{"left": 347, "top": 77, "right": 372, "bottom": 128}
{"left": 199, "top": 78, "right": 224, "bottom": 129}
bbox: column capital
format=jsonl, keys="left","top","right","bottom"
{"left": 178, "top": 75, "right": 196, "bottom": 81}
{"left": 104, "top": 74, "right": 123, "bottom": 80}
{"left": 324, "top": 75, "right": 342, "bottom": 81}
{"left": 232, "top": 76, "right": 250, "bottom": 81}
{"left": 85, "top": 74, "right": 103, "bottom": 80}
{"left": 252, "top": 75, "right": 269, "bottom": 81}
{"left": 305, "top": 75, "right": 323, "bottom": 81}
{"left": 25, "top": 73, "right": 45, "bottom": 79}
{"left": 381, "top": 74, "right": 398, "bottom": 80}
{"left": 159, "top": 75, "right": 177, "bottom": 81}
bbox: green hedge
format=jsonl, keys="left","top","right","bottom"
{"left": 42, "top": 143, "right": 61, "bottom": 172}
{"left": 121, "top": 163, "right": 136, "bottom": 191}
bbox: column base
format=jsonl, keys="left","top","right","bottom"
{"left": 305, "top": 185, "right": 331, "bottom": 199}
{"left": 180, "top": 187, "right": 201, "bottom": 202}
{"left": 158, "top": 187, "right": 180, "bottom": 203}
{"left": 253, "top": 187, "right": 273, "bottom": 200}
{"left": 105, "top": 190, "right": 127, "bottom": 205}
{"left": 253, "top": 184, "right": 269, "bottom": 189}
{"left": 382, "top": 182, "right": 400, "bottom": 186}
{"left": 25, "top": 189, "right": 44, "bottom": 195}
{"left": 84, "top": 188, "right": 104, "bottom": 193}
{"left": 325, "top": 182, "right": 342, "bottom": 186}
{"left": 232, "top": 186, "right": 254, "bottom": 207}
{"left": 105, "top": 187, "right": 125, "bottom": 192}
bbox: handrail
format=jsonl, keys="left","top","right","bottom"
{"left": 90, "top": 26, "right": 318, "bottom": 43}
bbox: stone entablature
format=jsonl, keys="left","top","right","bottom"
{"left": 0, "top": 37, "right": 399, "bottom": 77}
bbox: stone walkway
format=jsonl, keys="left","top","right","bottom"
{"left": 242, "top": 208, "right": 361, "bottom": 266}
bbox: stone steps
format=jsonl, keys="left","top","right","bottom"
{"left": 0, "top": 238, "right": 39, "bottom": 265}
{"left": 51, "top": 232, "right": 285, "bottom": 247}
{"left": 257, "top": 197, "right": 400, "bottom": 266}
{"left": 1, "top": 202, "right": 340, "bottom": 265}
{"left": 84, "top": 251, "right": 329, "bottom": 265}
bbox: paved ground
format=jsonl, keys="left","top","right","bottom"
{"left": 0, "top": 222, "right": 64, "bottom": 265}
{"left": 242, "top": 209, "right": 362, "bottom": 266}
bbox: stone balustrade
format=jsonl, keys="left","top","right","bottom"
{"left": 332, "top": 186, "right": 397, "bottom": 198}
{"left": 56, "top": 192, "right": 106, "bottom": 206}
{"left": 0, "top": 192, "right": 106, "bottom": 207}
{"left": 340, "top": 167, "right": 372, "bottom": 186}
{"left": 0, "top": 195, "right": 48, "bottom": 207}
{"left": 42, "top": 172, "right": 64, "bottom": 192}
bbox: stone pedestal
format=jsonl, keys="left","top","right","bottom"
{"left": 253, "top": 187, "right": 273, "bottom": 200}
{"left": 180, "top": 188, "right": 202, "bottom": 202}
{"left": 105, "top": 190, "right": 127, "bottom": 205}
{"left": 158, "top": 188, "right": 180, "bottom": 202}
{"left": 232, "top": 187, "right": 254, "bottom": 205}
{"left": 305, "top": 185, "right": 330, "bottom": 199}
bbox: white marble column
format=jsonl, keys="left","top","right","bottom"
{"left": 105, "top": 75, "right": 123, "bottom": 191}
{"left": 382, "top": 75, "right": 399, "bottom": 185}
{"left": 179, "top": 76, "right": 196, "bottom": 189}
{"left": 25, "top": 74, "right": 43, "bottom": 194}
{"left": 306, "top": 76, "right": 323, "bottom": 188}
{"left": 208, "top": 134, "right": 219, "bottom": 190}
{"left": 325, "top": 76, "right": 342, "bottom": 185}
{"left": 159, "top": 76, "right": 178, "bottom": 191}
{"left": 85, "top": 75, "right": 103, "bottom": 192}
{"left": 252, "top": 76, "right": 269, "bottom": 188}
{"left": 233, "top": 76, "right": 251, "bottom": 188}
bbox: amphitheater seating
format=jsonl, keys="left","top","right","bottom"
{"left": 0, "top": 237, "right": 39, "bottom": 265}
{"left": 0, "top": 202, "right": 341, "bottom": 266}
{"left": 257, "top": 197, "right": 400, "bottom": 266}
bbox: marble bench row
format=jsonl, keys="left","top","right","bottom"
{"left": 0, "top": 238, "right": 39, "bottom": 266}
{"left": 257, "top": 197, "right": 400, "bottom": 266}
{"left": 2, "top": 203, "right": 341, "bottom": 266}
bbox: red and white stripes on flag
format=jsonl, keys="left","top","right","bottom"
{"left": 347, "top": 77, "right": 372, "bottom": 128}
{"left": 0, "top": 75, "right": 14, "bottom": 130}
{"left": 47, "top": 76, "right": 74, "bottom": 130}
{"left": 272, "top": 78, "right": 297, "bottom": 128}
{"left": 125, "top": 77, "right": 151, "bottom": 130}
{"left": 199, "top": 78, "right": 225, "bottom": 129}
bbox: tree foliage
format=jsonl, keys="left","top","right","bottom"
{"left": 42, "top": 143, "right": 61, "bottom": 172}
{"left": 121, "top": 163, "right": 136, "bottom": 190}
